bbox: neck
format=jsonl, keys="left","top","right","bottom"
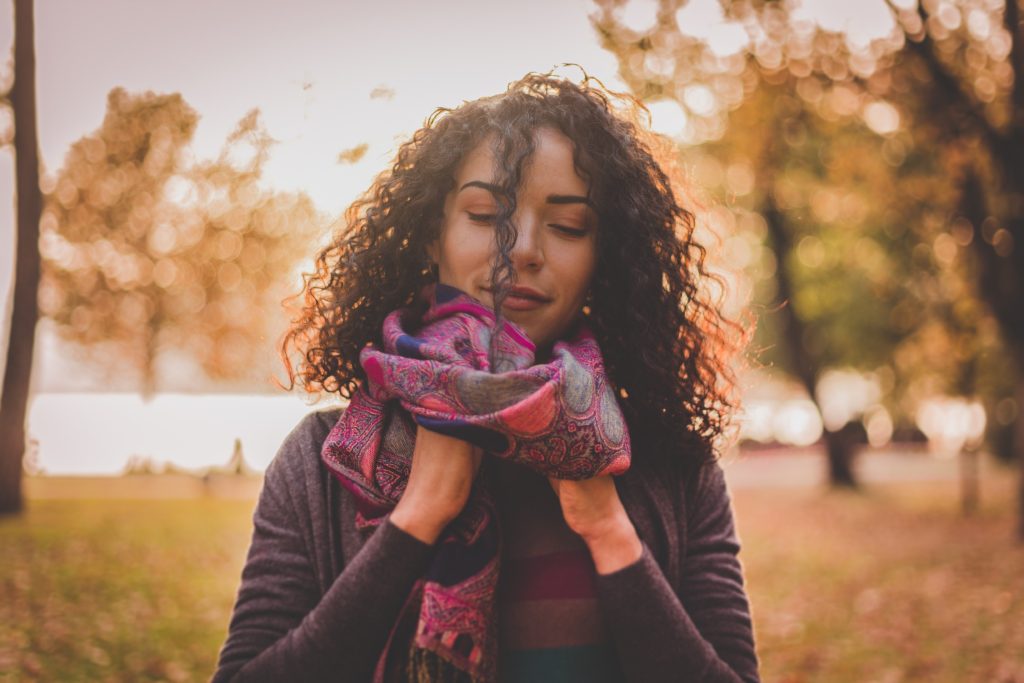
{"left": 534, "top": 344, "right": 554, "bottom": 364}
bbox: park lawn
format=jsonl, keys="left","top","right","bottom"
{"left": 0, "top": 466, "right": 1021, "bottom": 682}
{"left": 0, "top": 498, "right": 254, "bottom": 682}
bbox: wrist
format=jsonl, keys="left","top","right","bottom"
{"left": 390, "top": 497, "right": 450, "bottom": 545}
{"left": 581, "top": 514, "right": 643, "bottom": 574}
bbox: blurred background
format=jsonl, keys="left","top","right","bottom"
{"left": 1, "top": 0, "right": 1022, "bottom": 680}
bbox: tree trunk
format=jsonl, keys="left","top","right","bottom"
{"left": 140, "top": 312, "right": 158, "bottom": 400}
{"left": 823, "top": 426, "right": 857, "bottom": 488}
{"left": 760, "top": 172, "right": 860, "bottom": 489}
{"left": 0, "top": 0, "right": 42, "bottom": 516}
{"left": 960, "top": 449, "right": 980, "bottom": 516}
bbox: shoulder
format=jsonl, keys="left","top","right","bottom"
{"left": 690, "top": 457, "right": 729, "bottom": 507}
{"left": 275, "top": 407, "right": 343, "bottom": 464}
{"left": 262, "top": 407, "right": 344, "bottom": 502}
{"left": 625, "top": 450, "right": 734, "bottom": 547}
{"left": 288, "top": 406, "right": 344, "bottom": 450}
{"left": 623, "top": 447, "right": 718, "bottom": 516}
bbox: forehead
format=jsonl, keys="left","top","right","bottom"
{"left": 453, "top": 128, "right": 588, "bottom": 193}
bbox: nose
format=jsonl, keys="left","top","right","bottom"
{"left": 509, "top": 214, "right": 543, "bottom": 271}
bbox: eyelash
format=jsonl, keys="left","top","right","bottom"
{"left": 467, "top": 213, "right": 589, "bottom": 237}
{"left": 467, "top": 212, "right": 495, "bottom": 224}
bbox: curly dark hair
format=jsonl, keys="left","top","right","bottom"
{"left": 281, "top": 70, "right": 743, "bottom": 470}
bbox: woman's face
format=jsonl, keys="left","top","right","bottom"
{"left": 427, "top": 127, "right": 598, "bottom": 350}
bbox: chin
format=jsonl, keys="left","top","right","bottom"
{"left": 476, "top": 288, "right": 496, "bottom": 308}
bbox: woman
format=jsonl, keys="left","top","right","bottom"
{"left": 214, "top": 72, "right": 759, "bottom": 683}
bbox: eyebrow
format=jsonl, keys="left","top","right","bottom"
{"left": 459, "top": 180, "right": 595, "bottom": 208}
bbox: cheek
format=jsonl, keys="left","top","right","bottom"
{"left": 554, "top": 249, "right": 597, "bottom": 302}
{"left": 437, "top": 226, "right": 494, "bottom": 278}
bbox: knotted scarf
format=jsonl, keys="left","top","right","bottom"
{"left": 320, "top": 283, "right": 631, "bottom": 682}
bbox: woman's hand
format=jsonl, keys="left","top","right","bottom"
{"left": 548, "top": 476, "right": 643, "bottom": 574}
{"left": 390, "top": 426, "right": 483, "bottom": 545}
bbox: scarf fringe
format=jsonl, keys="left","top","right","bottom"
{"left": 407, "top": 645, "right": 478, "bottom": 683}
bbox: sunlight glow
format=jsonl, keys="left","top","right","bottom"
{"left": 792, "top": 0, "right": 897, "bottom": 49}
{"left": 675, "top": 0, "right": 750, "bottom": 57}
{"left": 619, "top": 0, "right": 660, "bottom": 32}
{"left": 916, "top": 397, "right": 987, "bottom": 457}
{"left": 772, "top": 399, "right": 825, "bottom": 447}
{"left": 646, "top": 98, "right": 689, "bottom": 138}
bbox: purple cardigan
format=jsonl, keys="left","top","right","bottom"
{"left": 213, "top": 409, "right": 759, "bottom": 682}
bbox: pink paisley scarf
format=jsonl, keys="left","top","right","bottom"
{"left": 320, "top": 283, "right": 631, "bottom": 682}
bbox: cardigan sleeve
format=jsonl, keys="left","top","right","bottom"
{"left": 593, "top": 460, "right": 760, "bottom": 683}
{"left": 212, "top": 416, "right": 436, "bottom": 683}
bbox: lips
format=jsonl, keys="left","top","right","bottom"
{"left": 506, "top": 286, "right": 552, "bottom": 302}
{"left": 482, "top": 285, "right": 552, "bottom": 311}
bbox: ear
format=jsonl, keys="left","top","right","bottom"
{"left": 425, "top": 239, "right": 439, "bottom": 265}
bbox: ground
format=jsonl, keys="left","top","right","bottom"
{"left": 733, "top": 469, "right": 1024, "bottom": 682}
{"left": 1, "top": 451, "right": 1022, "bottom": 682}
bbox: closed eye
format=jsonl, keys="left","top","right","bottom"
{"left": 467, "top": 212, "right": 496, "bottom": 224}
{"left": 551, "top": 224, "right": 589, "bottom": 237}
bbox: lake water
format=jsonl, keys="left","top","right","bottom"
{"left": 26, "top": 392, "right": 809, "bottom": 476}
{"left": 27, "top": 393, "right": 342, "bottom": 475}
{"left": 25, "top": 390, "right": 963, "bottom": 476}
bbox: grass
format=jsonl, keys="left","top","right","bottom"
{"left": 1, "top": 467, "right": 1022, "bottom": 681}
{"left": 0, "top": 499, "right": 254, "bottom": 682}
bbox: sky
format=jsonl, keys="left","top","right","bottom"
{"left": 1, "top": 0, "right": 625, "bottom": 218}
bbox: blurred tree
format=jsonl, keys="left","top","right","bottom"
{"left": 672, "top": 82, "right": 963, "bottom": 486}
{"left": 38, "top": 90, "right": 324, "bottom": 396}
{"left": 0, "top": 0, "right": 41, "bottom": 516}
{"left": 592, "top": 0, "right": 1024, "bottom": 514}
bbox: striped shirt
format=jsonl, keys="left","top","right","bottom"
{"left": 492, "top": 459, "right": 625, "bottom": 682}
